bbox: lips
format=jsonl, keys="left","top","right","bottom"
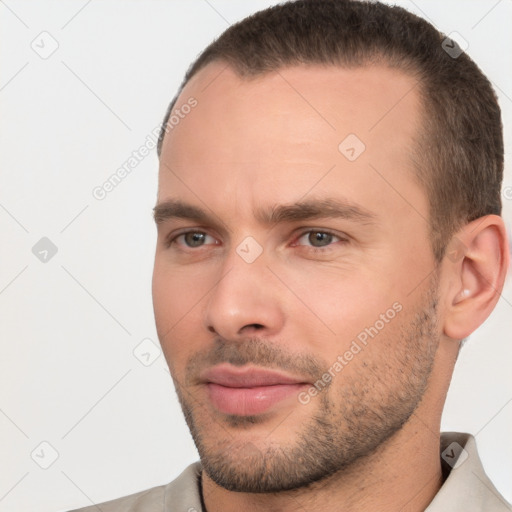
{"left": 201, "top": 365, "right": 307, "bottom": 387}
{"left": 200, "top": 364, "right": 309, "bottom": 416}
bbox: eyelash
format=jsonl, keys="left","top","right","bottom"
{"left": 166, "top": 231, "right": 217, "bottom": 249}
{"left": 165, "top": 229, "right": 347, "bottom": 252}
{"left": 292, "top": 229, "right": 346, "bottom": 251}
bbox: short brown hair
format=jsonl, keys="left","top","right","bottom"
{"left": 157, "top": 0, "right": 503, "bottom": 261}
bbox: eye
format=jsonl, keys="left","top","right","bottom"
{"left": 295, "top": 230, "right": 343, "bottom": 248}
{"left": 169, "top": 230, "right": 218, "bottom": 248}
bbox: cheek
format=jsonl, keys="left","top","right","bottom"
{"left": 280, "top": 264, "right": 397, "bottom": 339}
{"left": 152, "top": 259, "right": 211, "bottom": 363}
{"left": 277, "top": 265, "right": 415, "bottom": 377}
{"left": 153, "top": 257, "right": 211, "bottom": 321}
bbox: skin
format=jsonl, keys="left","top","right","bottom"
{"left": 152, "top": 62, "right": 508, "bottom": 512}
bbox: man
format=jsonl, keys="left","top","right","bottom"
{"left": 72, "top": 0, "right": 510, "bottom": 510}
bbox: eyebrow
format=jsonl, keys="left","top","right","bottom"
{"left": 153, "top": 198, "right": 377, "bottom": 228}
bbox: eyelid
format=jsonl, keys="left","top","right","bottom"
{"left": 291, "top": 228, "right": 348, "bottom": 247}
{"left": 165, "top": 228, "right": 219, "bottom": 248}
{"left": 164, "top": 227, "right": 349, "bottom": 250}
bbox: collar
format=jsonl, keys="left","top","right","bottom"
{"left": 164, "top": 432, "right": 511, "bottom": 511}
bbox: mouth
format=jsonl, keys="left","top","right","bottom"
{"left": 199, "top": 364, "right": 310, "bottom": 416}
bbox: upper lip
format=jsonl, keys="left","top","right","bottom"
{"left": 200, "top": 364, "right": 308, "bottom": 388}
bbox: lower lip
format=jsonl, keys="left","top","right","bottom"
{"left": 207, "top": 383, "right": 306, "bottom": 416}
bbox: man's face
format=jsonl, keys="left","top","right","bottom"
{"left": 153, "top": 63, "right": 442, "bottom": 492}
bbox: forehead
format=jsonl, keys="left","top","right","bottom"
{"left": 158, "top": 62, "right": 427, "bottom": 224}
{"left": 164, "top": 61, "right": 422, "bottom": 149}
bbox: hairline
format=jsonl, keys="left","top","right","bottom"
{"left": 157, "top": 59, "right": 444, "bottom": 258}
{"left": 157, "top": 56, "right": 425, "bottom": 157}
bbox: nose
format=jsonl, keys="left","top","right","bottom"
{"left": 203, "top": 250, "right": 286, "bottom": 340}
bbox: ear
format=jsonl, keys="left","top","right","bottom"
{"left": 442, "top": 215, "right": 509, "bottom": 340}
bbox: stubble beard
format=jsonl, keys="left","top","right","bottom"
{"left": 172, "top": 281, "right": 440, "bottom": 493}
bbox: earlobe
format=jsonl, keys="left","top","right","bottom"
{"left": 443, "top": 215, "right": 509, "bottom": 340}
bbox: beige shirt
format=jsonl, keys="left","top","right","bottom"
{"left": 69, "top": 432, "right": 511, "bottom": 511}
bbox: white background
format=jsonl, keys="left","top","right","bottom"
{"left": 0, "top": 1, "right": 511, "bottom": 511}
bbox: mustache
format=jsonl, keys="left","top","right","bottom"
{"left": 184, "top": 337, "right": 328, "bottom": 386}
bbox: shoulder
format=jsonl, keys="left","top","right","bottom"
{"left": 67, "top": 462, "right": 203, "bottom": 512}
{"left": 67, "top": 485, "right": 165, "bottom": 512}
{"left": 427, "top": 432, "right": 512, "bottom": 512}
